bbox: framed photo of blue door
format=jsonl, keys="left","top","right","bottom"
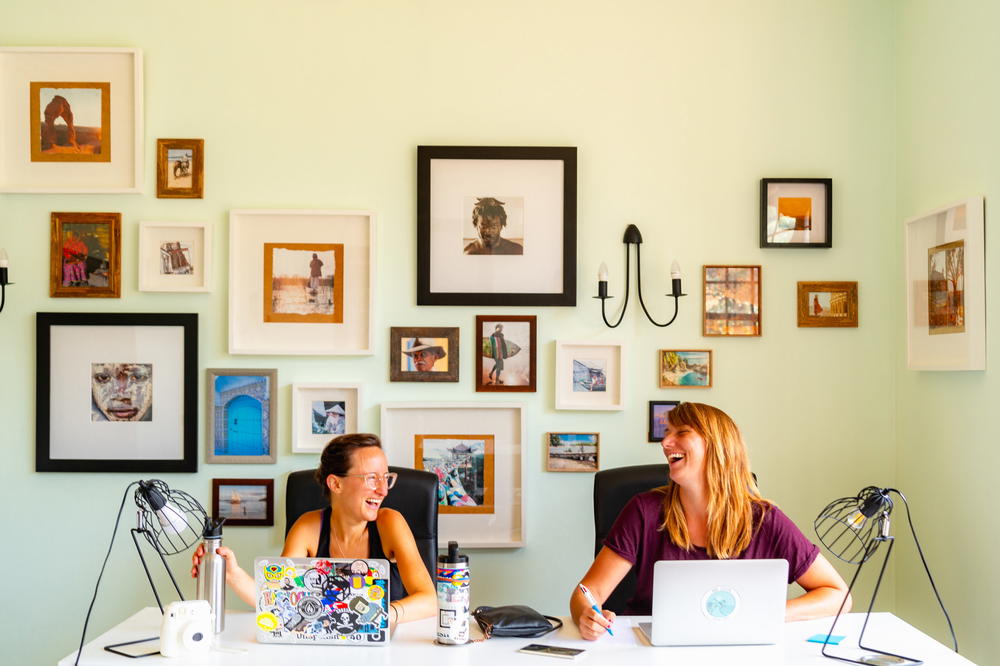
{"left": 206, "top": 368, "right": 277, "bottom": 463}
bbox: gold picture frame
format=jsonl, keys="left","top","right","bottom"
{"left": 414, "top": 434, "right": 495, "bottom": 515}
{"left": 157, "top": 138, "right": 204, "bottom": 198}
{"left": 262, "top": 242, "right": 344, "bottom": 323}
{"left": 797, "top": 281, "right": 858, "bottom": 327}
{"left": 49, "top": 211, "right": 121, "bottom": 298}
{"left": 30, "top": 81, "right": 111, "bottom": 163}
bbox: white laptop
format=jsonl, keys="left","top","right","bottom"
{"left": 637, "top": 559, "right": 788, "bottom": 646}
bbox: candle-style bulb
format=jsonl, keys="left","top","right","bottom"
{"left": 598, "top": 262, "right": 609, "bottom": 282}
{"left": 670, "top": 260, "right": 681, "bottom": 279}
{"left": 0, "top": 249, "right": 8, "bottom": 268}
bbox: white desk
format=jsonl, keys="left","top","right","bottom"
{"left": 61, "top": 607, "right": 975, "bottom": 665}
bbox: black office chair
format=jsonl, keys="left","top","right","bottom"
{"left": 285, "top": 466, "right": 439, "bottom": 579}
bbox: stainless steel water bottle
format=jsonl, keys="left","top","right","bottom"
{"left": 195, "top": 517, "right": 226, "bottom": 634}
{"left": 436, "top": 540, "right": 470, "bottom": 645}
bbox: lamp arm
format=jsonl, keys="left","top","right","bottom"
{"left": 634, "top": 243, "right": 681, "bottom": 328}
{"left": 600, "top": 242, "right": 632, "bottom": 328}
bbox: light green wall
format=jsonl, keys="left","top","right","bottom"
{"left": 895, "top": 2, "right": 1000, "bottom": 664}
{"left": 0, "top": 2, "right": 905, "bottom": 664}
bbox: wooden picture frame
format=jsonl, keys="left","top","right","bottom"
{"left": 138, "top": 220, "right": 212, "bottom": 292}
{"left": 414, "top": 434, "right": 495, "bottom": 514}
{"left": 703, "top": 265, "right": 762, "bottom": 336}
{"left": 659, "top": 350, "right": 712, "bottom": 388}
{"left": 760, "top": 178, "right": 832, "bottom": 248}
{"left": 156, "top": 138, "right": 204, "bottom": 198}
{"left": 797, "top": 281, "right": 859, "bottom": 327}
{"left": 49, "top": 211, "right": 121, "bottom": 298}
{"left": 475, "top": 315, "right": 537, "bottom": 392}
{"left": 35, "top": 312, "right": 198, "bottom": 473}
{"left": 389, "top": 327, "right": 460, "bottom": 382}
{"left": 212, "top": 478, "right": 274, "bottom": 527}
{"left": 206, "top": 368, "right": 278, "bottom": 464}
{"left": 417, "top": 145, "right": 577, "bottom": 306}
{"left": 291, "top": 383, "right": 362, "bottom": 453}
{"left": 648, "top": 401, "right": 680, "bottom": 442}
{"left": 546, "top": 432, "right": 599, "bottom": 472}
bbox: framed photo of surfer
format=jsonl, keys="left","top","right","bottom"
{"left": 389, "top": 326, "right": 460, "bottom": 382}
{"left": 416, "top": 146, "right": 577, "bottom": 307}
{"left": 475, "top": 315, "right": 536, "bottom": 392}
{"left": 212, "top": 478, "right": 274, "bottom": 527}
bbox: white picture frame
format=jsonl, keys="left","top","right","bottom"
{"left": 379, "top": 402, "right": 525, "bottom": 548}
{"left": 555, "top": 341, "right": 625, "bottom": 410}
{"left": 229, "top": 209, "right": 375, "bottom": 355}
{"left": 138, "top": 220, "right": 212, "bottom": 292}
{"left": 0, "top": 47, "right": 143, "bottom": 193}
{"left": 904, "top": 197, "right": 986, "bottom": 371}
{"left": 291, "top": 383, "right": 362, "bottom": 453}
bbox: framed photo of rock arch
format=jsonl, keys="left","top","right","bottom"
{"left": 206, "top": 368, "right": 277, "bottom": 464}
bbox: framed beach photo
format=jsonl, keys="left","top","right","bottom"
{"left": 212, "top": 478, "right": 274, "bottom": 527}
{"left": 659, "top": 350, "right": 712, "bottom": 388}
{"left": 797, "top": 281, "right": 859, "bottom": 327}
{"left": 206, "top": 368, "right": 277, "bottom": 464}
{"left": 648, "top": 401, "right": 680, "bottom": 442}
{"left": 760, "top": 178, "right": 832, "bottom": 248}
{"left": 905, "top": 197, "right": 986, "bottom": 370}
{"left": 35, "top": 312, "right": 198, "bottom": 473}
{"left": 417, "top": 146, "right": 577, "bottom": 306}
{"left": 0, "top": 47, "right": 143, "bottom": 193}
{"left": 546, "top": 433, "right": 599, "bottom": 473}
{"left": 389, "top": 327, "right": 460, "bottom": 382}
{"left": 138, "top": 220, "right": 212, "bottom": 292}
{"left": 476, "top": 315, "right": 536, "bottom": 392}
{"left": 290, "top": 383, "right": 362, "bottom": 453}
{"left": 555, "top": 341, "right": 624, "bottom": 411}
{"left": 415, "top": 434, "right": 495, "bottom": 514}
{"left": 703, "top": 265, "right": 762, "bottom": 336}
{"left": 156, "top": 138, "right": 204, "bottom": 198}
{"left": 49, "top": 212, "right": 121, "bottom": 298}
{"left": 229, "top": 209, "right": 374, "bottom": 355}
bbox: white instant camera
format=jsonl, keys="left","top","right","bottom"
{"left": 160, "top": 600, "right": 214, "bottom": 658}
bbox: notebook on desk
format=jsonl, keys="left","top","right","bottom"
{"left": 254, "top": 556, "right": 391, "bottom": 646}
{"left": 637, "top": 559, "right": 788, "bottom": 646}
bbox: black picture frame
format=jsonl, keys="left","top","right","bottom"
{"left": 389, "top": 326, "right": 460, "bottom": 382}
{"left": 36, "top": 312, "right": 198, "bottom": 473}
{"left": 759, "top": 178, "right": 833, "bottom": 248}
{"left": 648, "top": 400, "right": 680, "bottom": 443}
{"left": 417, "top": 145, "right": 577, "bottom": 306}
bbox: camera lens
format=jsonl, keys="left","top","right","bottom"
{"left": 192, "top": 632, "right": 204, "bottom": 642}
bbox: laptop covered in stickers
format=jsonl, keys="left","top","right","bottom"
{"left": 254, "top": 557, "right": 391, "bottom": 645}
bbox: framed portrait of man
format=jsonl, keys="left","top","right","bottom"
{"left": 389, "top": 327, "right": 460, "bottom": 382}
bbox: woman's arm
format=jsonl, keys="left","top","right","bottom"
{"left": 570, "top": 547, "right": 633, "bottom": 640}
{"left": 786, "top": 553, "right": 852, "bottom": 621}
{"left": 376, "top": 508, "right": 437, "bottom": 625}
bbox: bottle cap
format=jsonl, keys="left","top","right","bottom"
{"left": 438, "top": 540, "right": 468, "bottom": 564}
{"left": 202, "top": 516, "right": 226, "bottom": 538}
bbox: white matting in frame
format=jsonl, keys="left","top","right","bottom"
{"left": 0, "top": 47, "right": 143, "bottom": 193}
{"left": 379, "top": 402, "right": 525, "bottom": 548}
{"left": 555, "top": 341, "right": 625, "bottom": 410}
{"left": 905, "top": 197, "right": 986, "bottom": 371}
{"left": 291, "top": 383, "right": 362, "bottom": 453}
{"left": 229, "top": 209, "right": 374, "bottom": 355}
{"left": 138, "top": 220, "right": 211, "bottom": 292}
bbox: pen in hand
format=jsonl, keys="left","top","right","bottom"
{"left": 578, "top": 583, "right": 614, "bottom": 637}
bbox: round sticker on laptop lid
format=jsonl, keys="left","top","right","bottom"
{"left": 702, "top": 587, "right": 740, "bottom": 619}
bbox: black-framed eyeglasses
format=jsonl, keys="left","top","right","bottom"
{"left": 335, "top": 472, "right": 398, "bottom": 490}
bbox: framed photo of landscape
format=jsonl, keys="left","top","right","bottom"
{"left": 648, "top": 401, "right": 681, "bottom": 442}
{"left": 156, "top": 138, "right": 204, "bottom": 198}
{"left": 475, "top": 315, "right": 536, "bottom": 392}
{"left": 760, "top": 178, "right": 832, "bottom": 248}
{"left": 659, "top": 350, "right": 712, "bottom": 388}
{"left": 905, "top": 197, "right": 985, "bottom": 370}
{"left": 35, "top": 312, "right": 198, "bottom": 473}
{"left": 291, "top": 383, "right": 362, "bottom": 453}
{"left": 703, "top": 265, "right": 762, "bottom": 336}
{"left": 797, "top": 281, "right": 858, "bottom": 327}
{"left": 138, "top": 220, "right": 212, "bottom": 292}
{"left": 546, "top": 432, "right": 599, "bottom": 472}
{"left": 212, "top": 478, "right": 274, "bottom": 527}
{"left": 380, "top": 402, "right": 525, "bottom": 548}
{"left": 0, "top": 47, "right": 143, "bottom": 193}
{"left": 205, "top": 368, "right": 277, "bottom": 464}
{"left": 389, "top": 327, "right": 460, "bottom": 382}
{"left": 49, "top": 212, "right": 121, "bottom": 298}
{"left": 554, "top": 341, "right": 624, "bottom": 411}
{"left": 417, "top": 146, "right": 577, "bottom": 306}
{"left": 229, "top": 210, "right": 374, "bottom": 355}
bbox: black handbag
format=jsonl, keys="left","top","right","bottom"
{"left": 472, "top": 605, "right": 563, "bottom": 639}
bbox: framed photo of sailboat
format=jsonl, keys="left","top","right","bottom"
{"left": 212, "top": 478, "right": 274, "bottom": 527}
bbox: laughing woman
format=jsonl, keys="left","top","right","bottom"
{"left": 192, "top": 433, "right": 436, "bottom": 626}
{"left": 571, "top": 402, "right": 851, "bottom": 640}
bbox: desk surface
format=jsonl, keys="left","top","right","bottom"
{"left": 60, "top": 607, "right": 974, "bottom": 665}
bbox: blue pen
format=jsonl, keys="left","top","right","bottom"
{"left": 578, "top": 583, "right": 614, "bottom": 637}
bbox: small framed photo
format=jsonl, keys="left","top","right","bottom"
{"left": 475, "top": 315, "right": 537, "bottom": 392}
{"left": 389, "top": 327, "right": 459, "bottom": 382}
{"left": 212, "top": 478, "right": 274, "bottom": 527}
{"left": 659, "top": 350, "right": 712, "bottom": 388}
{"left": 417, "top": 146, "right": 577, "bottom": 306}
{"left": 156, "top": 138, "right": 204, "bottom": 198}
{"left": 760, "top": 178, "right": 832, "bottom": 248}
{"left": 648, "top": 401, "right": 680, "bottom": 442}
{"left": 797, "top": 282, "right": 859, "bottom": 327}
{"left": 555, "top": 341, "right": 624, "bottom": 411}
{"left": 291, "top": 383, "right": 362, "bottom": 453}
{"left": 49, "top": 212, "right": 121, "bottom": 298}
{"left": 546, "top": 433, "right": 599, "bottom": 472}
{"left": 703, "top": 265, "right": 762, "bottom": 336}
{"left": 206, "top": 368, "right": 277, "bottom": 464}
{"left": 138, "top": 220, "right": 212, "bottom": 292}
{"left": 415, "top": 434, "right": 495, "bottom": 514}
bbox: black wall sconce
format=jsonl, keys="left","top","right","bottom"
{"left": 0, "top": 249, "right": 9, "bottom": 313}
{"left": 595, "top": 225, "right": 686, "bottom": 328}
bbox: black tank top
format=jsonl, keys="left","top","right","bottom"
{"left": 316, "top": 506, "right": 407, "bottom": 601}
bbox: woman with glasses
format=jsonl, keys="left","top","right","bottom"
{"left": 191, "top": 433, "right": 436, "bottom": 626}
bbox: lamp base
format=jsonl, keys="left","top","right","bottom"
{"left": 104, "top": 636, "right": 159, "bottom": 659}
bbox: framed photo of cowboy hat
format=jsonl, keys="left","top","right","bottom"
{"left": 475, "top": 315, "right": 537, "bottom": 392}
{"left": 417, "top": 146, "right": 577, "bottom": 306}
{"left": 389, "top": 327, "right": 460, "bottom": 382}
